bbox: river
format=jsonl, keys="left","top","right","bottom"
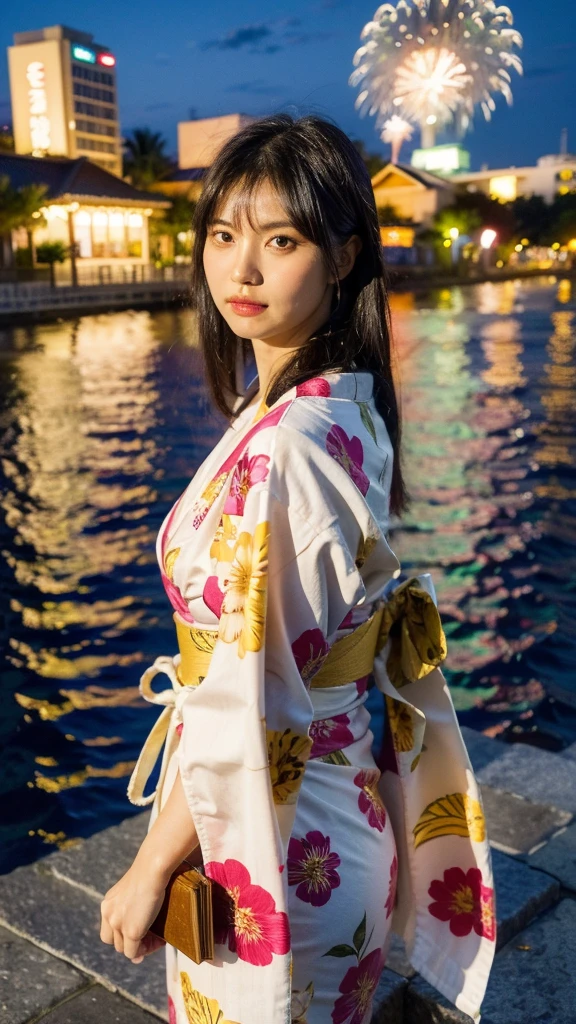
{"left": 1, "top": 275, "right": 575, "bottom": 874}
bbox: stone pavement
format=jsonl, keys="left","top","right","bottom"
{"left": 1, "top": 726, "right": 576, "bottom": 1024}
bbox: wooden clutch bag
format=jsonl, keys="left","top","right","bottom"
{"left": 149, "top": 859, "right": 214, "bottom": 963}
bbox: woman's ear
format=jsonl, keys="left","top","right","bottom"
{"left": 331, "top": 234, "right": 363, "bottom": 283}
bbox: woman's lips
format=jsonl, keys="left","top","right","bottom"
{"left": 228, "top": 301, "right": 268, "bottom": 317}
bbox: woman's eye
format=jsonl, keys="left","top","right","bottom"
{"left": 210, "top": 231, "right": 296, "bottom": 249}
{"left": 270, "top": 236, "right": 296, "bottom": 250}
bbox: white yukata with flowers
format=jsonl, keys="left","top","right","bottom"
{"left": 137, "top": 369, "right": 496, "bottom": 1024}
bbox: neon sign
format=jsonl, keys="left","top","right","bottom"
{"left": 26, "top": 61, "right": 51, "bottom": 154}
{"left": 98, "top": 53, "right": 116, "bottom": 67}
{"left": 72, "top": 45, "right": 96, "bottom": 64}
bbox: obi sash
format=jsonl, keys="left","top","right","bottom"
{"left": 127, "top": 574, "right": 447, "bottom": 807}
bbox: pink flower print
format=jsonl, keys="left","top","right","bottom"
{"left": 354, "top": 769, "right": 387, "bottom": 831}
{"left": 287, "top": 830, "right": 341, "bottom": 906}
{"left": 160, "top": 573, "right": 194, "bottom": 624}
{"left": 203, "top": 575, "right": 225, "bottom": 618}
{"left": 296, "top": 377, "right": 332, "bottom": 397}
{"left": 325, "top": 425, "right": 369, "bottom": 496}
{"left": 292, "top": 628, "right": 330, "bottom": 686}
{"left": 205, "top": 858, "right": 290, "bottom": 966}
{"left": 331, "top": 947, "right": 384, "bottom": 1024}
{"left": 355, "top": 674, "right": 370, "bottom": 696}
{"left": 385, "top": 854, "right": 398, "bottom": 919}
{"left": 224, "top": 452, "right": 270, "bottom": 516}
{"left": 428, "top": 867, "right": 496, "bottom": 941}
{"left": 309, "top": 714, "right": 354, "bottom": 758}
{"left": 337, "top": 609, "right": 355, "bottom": 629}
{"left": 168, "top": 996, "right": 177, "bottom": 1024}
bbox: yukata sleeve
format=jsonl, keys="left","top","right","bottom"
{"left": 176, "top": 446, "right": 367, "bottom": 912}
{"left": 374, "top": 576, "right": 497, "bottom": 1021}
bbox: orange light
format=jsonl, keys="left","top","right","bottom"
{"left": 98, "top": 53, "right": 116, "bottom": 67}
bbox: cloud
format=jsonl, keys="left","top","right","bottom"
{"left": 200, "top": 18, "right": 332, "bottom": 54}
{"left": 225, "top": 80, "right": 284, "bottom": 95}
{"left": 201, "top": 24, "right": 273, "bottom": 51}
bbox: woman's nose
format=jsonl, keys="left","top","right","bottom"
{"left": 230, "top": 246, "right": 263, "bottom": 284}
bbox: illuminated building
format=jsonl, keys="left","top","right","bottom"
{"left": 371, "top": 163, "right": 457, "bottom": 233}
{"left": 8, "top": 24, "right": 122, "bottom": 177}
{"left": 449, "top": 152, "right": 576, "bottom": 204}
{"left": 177, "top": 114, "right": 257, "bottom": 171}
{"left": 2, "top": 152, "right": 169, "bottom": 268}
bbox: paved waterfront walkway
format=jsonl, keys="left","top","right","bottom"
{"left": 1, "top": 726, "right": 576, "bottom": 1024}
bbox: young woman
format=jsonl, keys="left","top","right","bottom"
{"left": 100, "top": 114, "right": 496, "bottom": 1024}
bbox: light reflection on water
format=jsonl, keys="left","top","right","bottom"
{"left": 0, "top": 279, "right": 575, "bottom": 873}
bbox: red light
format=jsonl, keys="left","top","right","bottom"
{"left": 98, "top": 53, "right": 116, "bottom": 67}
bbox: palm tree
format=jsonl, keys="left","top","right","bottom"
{"left": 0, "top": 176, "right": 47, "bottom": 268}
{"left": 122, "top": 128, "right": 175, "bottom": 189}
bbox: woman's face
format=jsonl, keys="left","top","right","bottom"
{"left": 203, "top": 178, "right": 360, "bottom": 351}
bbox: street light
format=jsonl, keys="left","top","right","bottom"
{"left": 480, "top": 228, "right": 497, "bottom": 273}
{"left": 448, "top": 227, "right": 459, "bottom": 267}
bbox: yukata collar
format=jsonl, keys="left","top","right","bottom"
{"left": 242, "top": 367, "right": 374, "bottom": 414}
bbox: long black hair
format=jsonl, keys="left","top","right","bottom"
{"left": 189, "top": 113, "right": 409, "bottom": 517}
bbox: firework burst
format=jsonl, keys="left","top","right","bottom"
{"left": 349, "top": 0, "right": 523, "bottom": 147}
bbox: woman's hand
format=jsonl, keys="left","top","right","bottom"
{"left": 100, "top": 769, "right": 200, "bottom": 964}
{"left": 100, "top": 860, "right": 168, "bottom": 963}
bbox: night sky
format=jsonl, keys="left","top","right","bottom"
{"left": 2, "top": 0, "right": 575, "bottom": 171}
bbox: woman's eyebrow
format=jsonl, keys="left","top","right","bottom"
{"left": 208, "top": 218, "right": 295, "bottom": 231}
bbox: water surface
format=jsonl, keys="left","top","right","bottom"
{"left": 1, "top": 276, "right": 575, "bottom": 873}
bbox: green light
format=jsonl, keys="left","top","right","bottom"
{"left": 72, "top": 45, "right": 96, "bottom": 64}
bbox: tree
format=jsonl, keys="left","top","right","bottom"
{"left": 377, "top": 203, "right": 412, "bottom": 225}
{"left": 542, "top": 192, "right": 576, "bottom": 247}
{"left": 0, "top": 176, "right": 47, "bottom": 267}
{"left": 0, "top": 126, "right": 15, "bottom": 153}
{"left": 122, "top": 128, "right": 175, "bottom": 189}
{"left": 351, "top": 138, "right": 387, "bottom": 179}
{"left": 150, "top": 195, "right": 197, "bottom": 261}
{"left": 508, "top": 194, "right": 550, "bottom": 246}
{"left": 35, "top": 241, "right": 67, "bottom": 288}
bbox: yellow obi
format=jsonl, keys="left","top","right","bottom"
{"left": 127, "top": 575, "right": 447, "bottom": 807}
{"left": 174, "top": 574, "right": 447, "bottom": 691}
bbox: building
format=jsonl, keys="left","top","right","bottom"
{"left": 177, "top": 114, "right": 257, "bottom": 171}
{"left": 449, "top": 152, "right": 576, "bottom": 204}
{"left": 8, "top": 24, "right": 122, "bottom": 178}
{"left": 371, "top": 163, "right": 459, "bottom": 240}
{"left": 1, "top": 152, "right": 169, "bottom": 268}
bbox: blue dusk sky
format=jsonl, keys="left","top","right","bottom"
{"left": 1, "top": 0, "right": 575, "bottom": 171}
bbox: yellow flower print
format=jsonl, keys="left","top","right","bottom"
{"left": 413, "top": 792, "right": 487, "bottom": 849}
{"left": 355, "top": 531, "right": 378, "bottom": 569}
{"left": 267, "top": 727, "right": 312, "bottom": 804}
{"left": 219, "top": 520, "right": 269, "bottom": 658}
{"left": 210, "top": 514, "right": 237, "bottom": 564}
{"left": 385, "top": 696, "right": 414, "bottom": 753}
{"left": 180, "top": 971, "right": 240, "bottom": 1024}
{"left": 201, "top": 472, "right": 229, "bottom": 505}
{"left": 164, "top": 547, "right": 181, "bottom": 582}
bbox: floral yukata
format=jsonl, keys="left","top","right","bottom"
{"left": 137, "top": 370, "right": 496, "bottom": 1024}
